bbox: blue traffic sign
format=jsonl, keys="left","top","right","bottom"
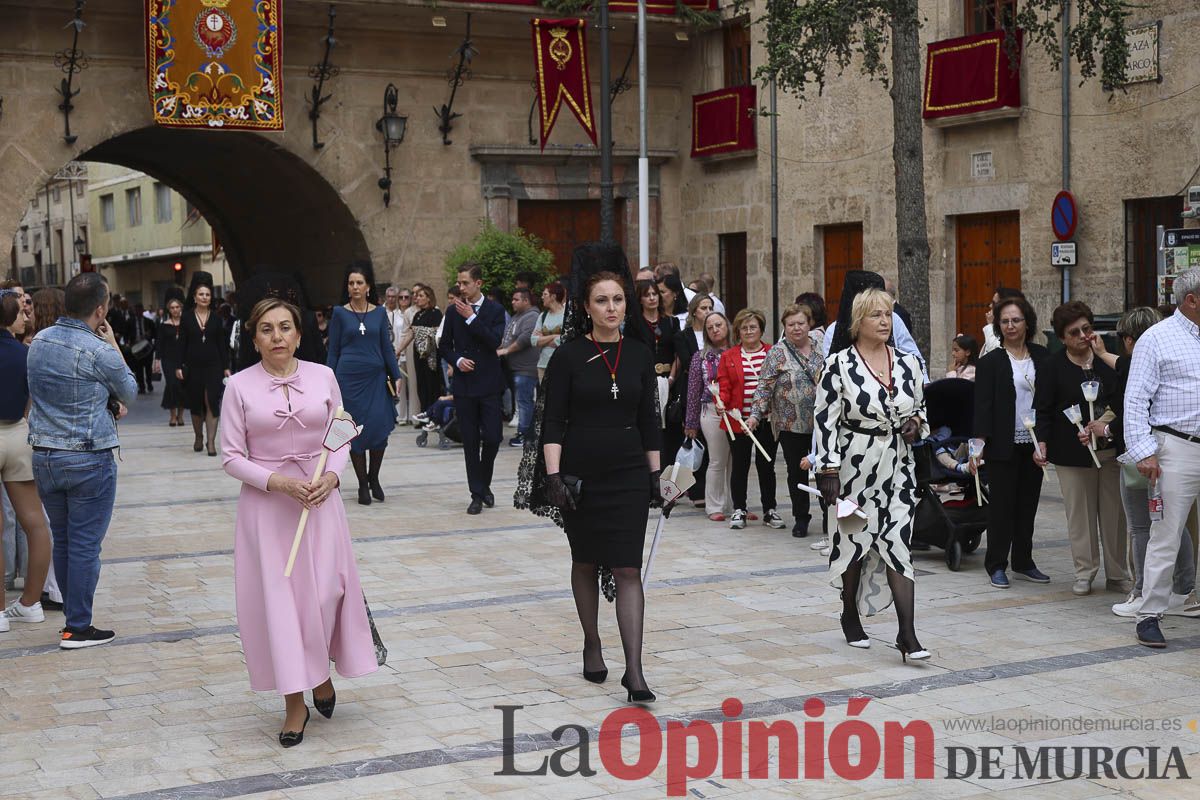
{"left": 1052, "top": 190, "right": 1077, "bottom": 241}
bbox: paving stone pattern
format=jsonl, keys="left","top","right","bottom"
{"left": 1, "top": 396, "right": 1199, "bottom": 799}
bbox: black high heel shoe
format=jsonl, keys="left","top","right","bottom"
{"left": 369, "top": 478, "right": 385, "bottom": 502}
{"left": 278, "top": 708, "right": 310, "bottom": 748}
{"left": 582, "top": 650, "right": 608, "bottom": 683}
{"left": 621, "top": 673, "right": 656, "bottom": 704}
{"left": 313, "top": 686, "right": 336, "bottom": 719}
{"left": 895, "top": 636, "right": 931, "bottom": 664}
{"left": 357, "top": 485, "right": 372, "bottom": 506}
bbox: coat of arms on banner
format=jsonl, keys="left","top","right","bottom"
{"left": 146, "top": 0, "right": 284, "bottom": 131}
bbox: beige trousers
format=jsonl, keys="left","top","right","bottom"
{"left": 1056, "top": 448, "right": 1131, "bottom": 585}
{"left": 699, "top": 405, "right": 732, "bottom": 516}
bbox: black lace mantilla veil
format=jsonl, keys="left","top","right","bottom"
{"left": 826, "top": 269, "right": 890, "bottom": 356}
{"left": 513, "top": 243, "right": 638, "bottom": 601}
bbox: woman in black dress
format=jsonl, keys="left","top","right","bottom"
{"left": 516, "top": 244, "right": 662, "bottom": 705}
{"left": 176, "top": 272, "right": 230, "bottom": 456}
{"left": 397, "top": 285, "right": 444, "bottom": 411}
{"left": 627, "top": 280, "right": 680, "bottom": 465}
{"left": 158, "top": 295, "right": 186, "bottom": 426}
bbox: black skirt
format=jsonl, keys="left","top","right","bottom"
{"left": 561, "top": 426, "right": 651, "bottom": 568}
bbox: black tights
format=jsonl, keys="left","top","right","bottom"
{"left": 571, "top": 562, "right": 649, "bottom": 691}
{"left": 840, "top": 558, "right": 921, "bottom": 650}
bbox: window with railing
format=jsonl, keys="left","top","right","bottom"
{"left": 965, "top": 0, "right": 1016, "bottom": 35}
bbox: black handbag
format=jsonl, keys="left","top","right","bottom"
{"left": 665, "top": 395, "right": 685, "bottom": 427}
{"left": 560, "top": 473, "right": 583, "bottom": 505}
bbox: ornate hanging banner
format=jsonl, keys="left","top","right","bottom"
{"left": 145, "top": 0, "right": 284, "bottom": 131}
{"left": 531, "top": 18, "right": 596, "bottom": 150}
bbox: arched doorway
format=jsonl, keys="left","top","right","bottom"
{"left": 75, "top": 127, "right": 370, "bottom": 303}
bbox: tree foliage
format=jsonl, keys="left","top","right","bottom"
{"left": 444, "top": 222, "right": 557, "bottom": 305}
{"left": 752, "top": 0, "right": 1133, "bottom": 98}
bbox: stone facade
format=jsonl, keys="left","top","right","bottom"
{"left": 1, "top": 1, "right": 1197, "bottom": 368}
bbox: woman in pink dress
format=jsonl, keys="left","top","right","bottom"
{"left": 221, "top": 298, "right": 378, "bottom": 747}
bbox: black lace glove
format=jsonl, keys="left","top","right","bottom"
{"left": 900, "top": 417, "right": 921, "bottom": 445}
{"left": 544, "top": 473, "right": 577, "bottom": 511}
{"left": 649, "top": 469, "right": 664, "bottom": 509}
{"left": 817, "top": 471, "right": 841, "bottom": 509}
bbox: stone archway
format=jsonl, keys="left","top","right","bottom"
{"left": 79, "top": 127, "right": 371, "bottom": 303}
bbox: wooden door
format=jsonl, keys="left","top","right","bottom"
{"left": 517, "top": 200, "right": 626, "bottom": 276}
{"left": 719, "top": 232, "right": 747, "bottom": 316}
{"left": 956, "top": 211, "right": 1021, "bottom": 337}
{"left": 822, "top": 223, "right": 863, "bottom": 321}
{"left": 1125, "top": 197, "right": 1182, "bottom": 308}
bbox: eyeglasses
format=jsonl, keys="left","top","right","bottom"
{"left": 999, "top": 318, "right": 1025, "bottom": 327}
{"left": 1064, "top": 324, "right": 1093, "bottom": 338}
{"left": 398, "top": 294, "right": 411, "bottom": 300}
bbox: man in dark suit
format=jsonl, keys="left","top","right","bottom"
{"left": 128, "top": 303, "right": 157, "bottom": 394}
{"left": 439, "top": 263, "right": 506, "bottom": 514}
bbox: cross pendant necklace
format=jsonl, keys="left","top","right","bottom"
{"left": 196, "top": 310, "right": 208, "bottom": 344}
{"left": 350, "top": 303, "right": 369, "bottom": 335}
{"left": 590, "top": 335, "right": 624, "bottom": 401}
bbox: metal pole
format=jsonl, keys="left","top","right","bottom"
{"left": 636, "top": 0, "right": 649, "bottom": 268}
{"left": 1060, "top": 4, "right": 1071, "bottom": 302}
{"left": 68, "top": 177, "right": 77, "bottom": 279}
{"left": 598, "top": 0, "right": 615, "bottom": 245}
{"left": 770, "top": 76, "right": 779, "bottom": 341}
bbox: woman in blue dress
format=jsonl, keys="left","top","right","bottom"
{"left": 327, "top": 263, "right": 401, "bottom": 506}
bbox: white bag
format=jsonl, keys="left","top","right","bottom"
{"left": 676, "top": 437, "right": 706, "bottom": 472}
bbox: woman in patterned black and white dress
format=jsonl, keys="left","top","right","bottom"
{"left": 813, "top": 287, "right": 930, "bottom": 662}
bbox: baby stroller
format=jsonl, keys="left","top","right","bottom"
{"left": 415, "top": 406, "right": 462, "bottom": 450}
{"left": 911, "top": 378, "right": 988, "bottom": 571}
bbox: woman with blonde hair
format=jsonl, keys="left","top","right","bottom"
{"left": 684, "top": 310, "right": 732, "bottom": 520}
{"left": 397, "top": 284, "right": 444, "bottom": 413}
{"left": 813, "top": 287, "right": 930, "bottom": 661}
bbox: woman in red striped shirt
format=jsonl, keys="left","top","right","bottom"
{"left": 717, "top": 309, "right": 784, "bottom": 530}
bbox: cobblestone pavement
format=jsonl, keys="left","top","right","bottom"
{"left": 2, "top": 395, "right": 1199, "bottom": 800}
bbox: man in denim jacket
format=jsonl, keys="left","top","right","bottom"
{"left": 27, "top": 273, "right": 137, "bottom": 649}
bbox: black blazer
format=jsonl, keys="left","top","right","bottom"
{"left": 1034, "top": 348, "right": 1119, "bottom": 467}
{"left": 973, "top": 343, "right": 1050, "bottom": 462}
{"left": 626, "top": 313, "right": 680, "bottom": 371}
{"left": 438, "top": 296, "right": 506, "bottom": 398}
{"left": 673, "top": 327, "right": 702, "bottom": 392}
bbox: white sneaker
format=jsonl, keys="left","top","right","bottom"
{"left": 2, "top": 601, "right": 45, "bottom": 623}
{"left": 819, "top": 544, "right": 833, "bottom": 557}
{"left": 0, "top": 615, "right": 9, "bottom": 633}
{"left": 1071, "top": 579, "right": 1092, "bottom": 596}
{"left": 810, "top": 537, "right": 830, "bottom": 551}
{"left": 1165, "top": 592, "right": 1200, "bottom": 618}
{"left": 729, "top": 510, "right": 747, "bottom": 530}
{"left": 1111, "top": 592, "right": 1142, "bottom": 618}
